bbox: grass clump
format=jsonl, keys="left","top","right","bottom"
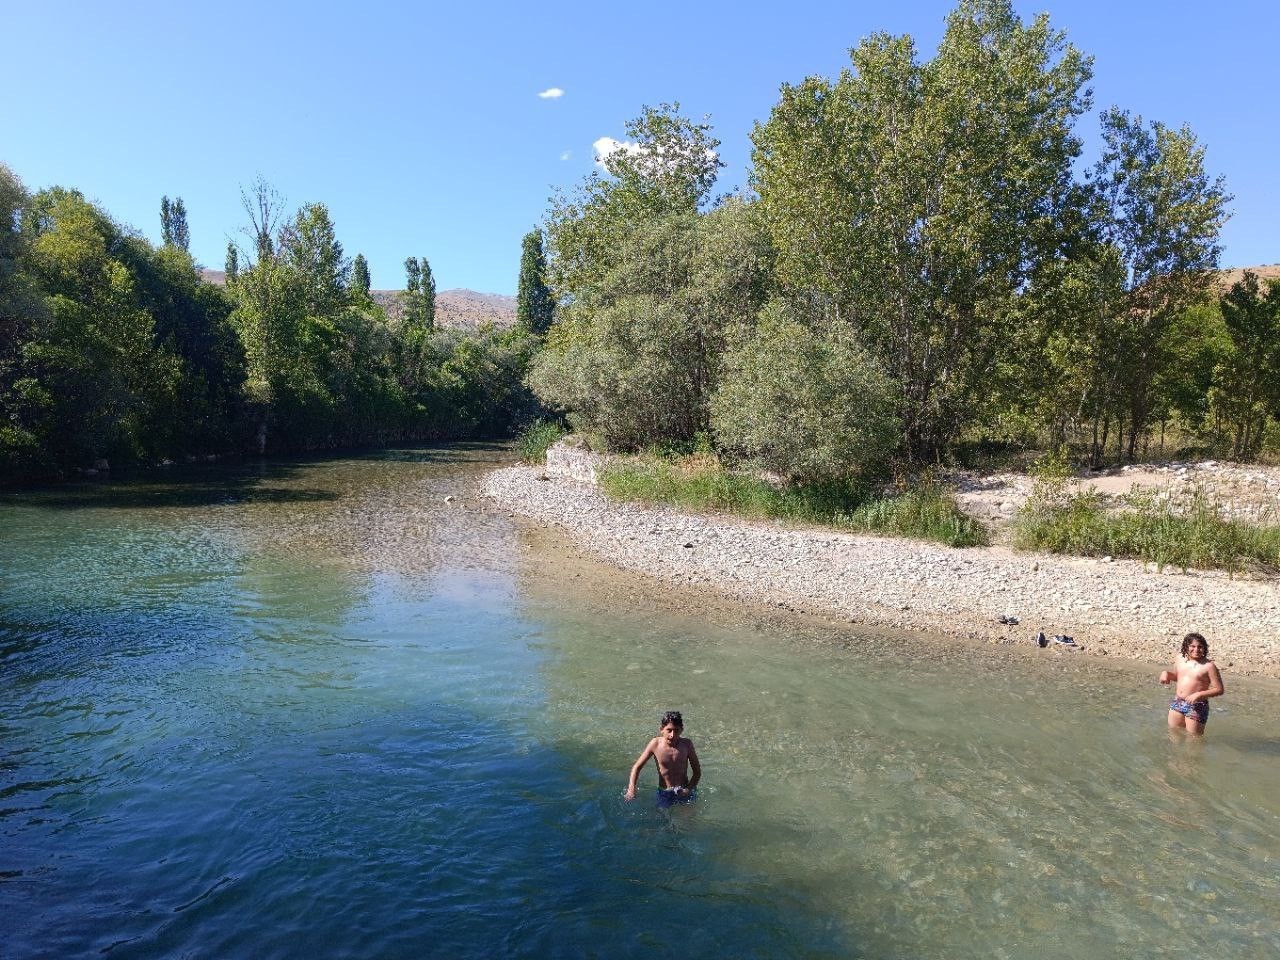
{"left": 846, "top": 481, "right": 989, "bottom": 547}
{"left": 1013, "top": 471, "right": 1280, "bottom": 574}
{"left": 599, "top": 455, "right": 987, "bottom": 548}
{"left": 515, "top": 420, "right": 567, "bottom": 464}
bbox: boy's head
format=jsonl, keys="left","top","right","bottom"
{"left": 660, "top": 710, "right": 684, "bottom": 736}
{"left": 1181, "top": 632, "right": 1209, "bottom": 660}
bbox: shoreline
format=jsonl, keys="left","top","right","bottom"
{"left": 481, "top": 464, "right": 1280, "bottom": 679}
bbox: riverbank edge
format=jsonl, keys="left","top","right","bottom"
{"left": 480, "top": 463, "right": 1280, "bottom": 679}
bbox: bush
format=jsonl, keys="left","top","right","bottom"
{"left": 711, "top": 301, "right": 899, "bottom": 483}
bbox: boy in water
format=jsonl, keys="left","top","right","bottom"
{"left": 624, "top": 710, "right": 701, "bottom": 806}
{"left": 1159, "top": 632, "right": 1225, "bottom": 735}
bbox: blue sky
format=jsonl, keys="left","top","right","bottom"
{"left": 3, "top": 0, "right": 1276, "bottom": 294}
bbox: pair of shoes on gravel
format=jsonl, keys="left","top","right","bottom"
{"left": 998, "top": 614, "right": 1020, "bottom": 625}
{"left": 1033, "top": 631, "right": 1076, "bottom": 647}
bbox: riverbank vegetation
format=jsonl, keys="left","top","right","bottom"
{"left": 0, "top": 174, "right": 538, "bottom": 486}
{"left": 1013, "top": 455, "right": 1280, "bottom": 573}
{"left": 526, "top": 0, "right": 1278, "bottom": 497}
{"left": 599, "top": 452, "right": 988, "bottom": 547}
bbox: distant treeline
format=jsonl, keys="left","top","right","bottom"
{"left": 529, "top": 0, "right": 1280, "bottom": 481}
{"left": 0, "top": 172, "right": 537, "bottom": 486}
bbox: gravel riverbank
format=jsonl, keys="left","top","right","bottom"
{"left": 481, "top": 464, "right": 1280, "bottom": 678}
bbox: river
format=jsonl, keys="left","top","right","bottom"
{"left": 2, "top": 446, "right": 1278, "bottom": 959}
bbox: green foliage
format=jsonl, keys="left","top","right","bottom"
{"left": 751, "top": 0, "right": 1093, "bottom": 460}
{"left": 280, "top": 203, "right": 349, "bottom": 316}
{"left": 402, "top": 256, "right": 435, "bottom": 330}
{"left": 1013, "top": 484, "right": 1280, "bottom": 574}
{"left": 1, "top": 173, "right": 535, "bottom": 484}
{"left": 599, "top": 455, "right": 985, "bottom": 547}
{"left": 516, "top": 228, "right": 555, "bottom": 334}
{"left": 711, "top": 300, "right": 899, "bottom": 482}
{"left": 350, "top": 253, "right": 371, "bottom": 298}
{"left": 225, "top": 242, "right": 239, "bottom": 282}
{"left": 534, "top": 149, "right": 770, "bottom": 452}
{"left": 515, "top": 419, "right": 566, "bottom": 464}
{"left": 160, "top": 196, "right": 190, "bottom": 251}
{"left": 846, "top": 481, "right": 990, "bottom": 548}
{"left": 1209, "top": 272, "right": 1280, "bottom": 458}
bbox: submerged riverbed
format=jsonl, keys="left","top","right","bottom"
{"left": 2, "top": 446, "right": 1278, "bottom": 959}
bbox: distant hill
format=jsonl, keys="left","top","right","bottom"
{"left": 1217, "top": 263, "right": 1280, "bottom": 291}
{"left": 199, "top": 270, "right": 516, "bottom": 331}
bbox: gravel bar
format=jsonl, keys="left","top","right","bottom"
{"left": 482, "top": 465, "right": 1280, "bottom": 678}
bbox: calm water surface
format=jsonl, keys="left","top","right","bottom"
{"left": 2, "top": 447, "right": 1278, "bottom": 959}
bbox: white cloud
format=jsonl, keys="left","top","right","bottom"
{"left": 593, "top": 136, "right": 643, "bottom": 167}
{"left": 560, "top": 151, "right": 571, "bottom": 161}
{"left": 538, "top": 87, "right": 564, "bottom": 99}
{"left": 593, "top": 136, "right": 718, "bottom": 174}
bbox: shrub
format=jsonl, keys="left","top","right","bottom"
{"left": 711, "top": 301, "right": 899, "bottom": 483}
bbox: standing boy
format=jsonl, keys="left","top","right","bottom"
{"left": 624, "top": 710, "right": 701, "bottom": 806}
{"left": 1159, "top": 632, "right": 1225, "bottom": 735}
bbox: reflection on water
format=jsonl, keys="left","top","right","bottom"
{"left": 2, "top": 446, "right": 1278, "bottom": 959}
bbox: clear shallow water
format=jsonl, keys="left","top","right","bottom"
{"left": 2, "top": 448, "right": 1278, "bottom": 959}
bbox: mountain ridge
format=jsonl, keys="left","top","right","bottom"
{"left": 199, "top": 269, "right": 515, "bottom": 330}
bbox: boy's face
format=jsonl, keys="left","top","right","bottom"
{"left": 660, "top": 722, "right": 682, "bottom": 744}
{"left": 1186, "top": 638, "right": 1207, "bottom": 661}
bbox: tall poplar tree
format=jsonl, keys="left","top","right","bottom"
{"left": 516, "top": 228, "right": 555, "bottom": 334}
{"left": 420, "top": 257, "right": 436, "bottom": 330}
{"left": 225, "top": 243, "right": 239, "bottom": 283}
{"left": 160, "top": 196, "right": 190, "bottom": 251}
{"left": 350, "top": 254, "right": 370, "bottom": 298}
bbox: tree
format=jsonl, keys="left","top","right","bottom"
{"left": 547, "top": 103, "right": 722, "bottom": 302}
{"left": 225, "top": 243, "right": 239, "bottom": 283}
{"left": 517, "top": 228, "right": 555, "bottom": 334}
{"left": 240, "top": 177, "right": 284, "bottom": 263}
{"left": 279, "top": 202, "right": 349, "bottom": 316}
{"left": 160, "top": 196, "right": 190, "bottom": 251}
{"left": 421, "top": 257, "right": 436, "bottom": 329}
{"left": 351, "top": 253, "right": 370, "bottom": 298}
{"left": 402, "top": 256, "right": 435, "bottom": 329}
{"left": 1210, "top": 272, "right": 1280, "bottom": 457}
{"left": 529, "top": 196, "right": 770, "bottom": 450}
{"left": 712, "top": 300, "right": 899, "bottom": 482}
{"left": 751, "top": 0, "right": 1093, "bottom": 460}
{"left": 1085, "top": 107, "right": 1231, "bottom": 460}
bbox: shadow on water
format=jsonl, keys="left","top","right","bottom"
{"left": 0, "top": 441, "right": 513, "bottom": 512}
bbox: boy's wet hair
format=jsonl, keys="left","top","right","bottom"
{"left": 661, "top": 710, "right": 683, "bottom": 729}
{"left": 1181, "top": 632, "right": 1209, "bottom": 658}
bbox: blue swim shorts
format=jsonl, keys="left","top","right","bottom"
{"left": 656, "top": 787, "right": 696, "bottom": 808}
{"left": 1170, "top": 696, "right": 1209, "bottom": 724}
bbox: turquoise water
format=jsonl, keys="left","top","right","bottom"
{"left": 2, "top": 447, "right": 1278, "bottom": 959}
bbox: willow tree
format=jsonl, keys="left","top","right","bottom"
{"left": 751, "top": 0, "right": 1093, "bottom": 460}
{"left": 530, "top": 104, "right": 774, "bottom": 449}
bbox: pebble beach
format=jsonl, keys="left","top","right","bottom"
{"left": 481, "top": 451, "right": 1280, "bottom": 678}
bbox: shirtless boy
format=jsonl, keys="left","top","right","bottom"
{"left": 624, "top": 710, "right": 701, "bottom": 806}
{"left": 1159, "top": 632, "right": 1225, "bottom": 735}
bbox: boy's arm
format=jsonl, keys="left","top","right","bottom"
{"left": 686, "top": 740, "right": 700, "bottom": 791}
{"left": 1159, "top": 657, "right": 1178, "bottom": 684}
{"left": 624, "top": 739, "right": 656, "bottom": 801}
{"left": 1190, "top": 662, "right": 1225, "bottom": 701}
